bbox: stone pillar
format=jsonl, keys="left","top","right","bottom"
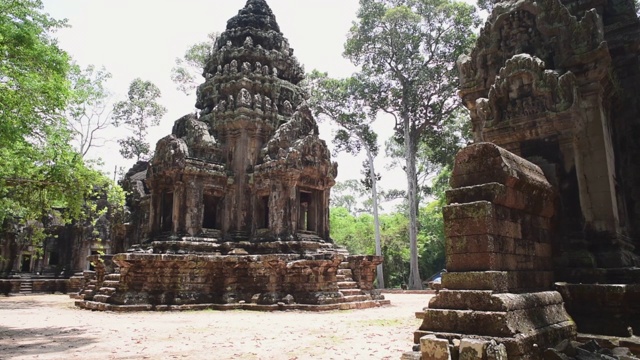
{"left": 182, "top": 179, "right": 200, "bottom": 236}
{"left": 407, "top": 143, "right": 575, "bottom": 360}
{"left": 173, "top": 181, "right": 185, "bottom": 235}
{"left": 573, "top": 91, "right": 620, "bottom": 234}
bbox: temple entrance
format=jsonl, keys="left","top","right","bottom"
{"left": 256, "top": 195, "right": 269, "bottom": 229}
{"left": 88, "top": 250, "right": 100, "bottom": 271}
{"left": 299, "top": 191, "right": 317, "bottom": 232}
{"left": 161, "top": 192, "right": 173, "bottom": 233}
{"left": 202, "top": 194, "right": 221, "bottom": 230}
{"left": 20, "top": 254, "right": 31, "bottom": 272}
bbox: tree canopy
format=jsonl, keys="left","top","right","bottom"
{"left": 171, "top": 32, "right": 219, "bottom": 96}
{"left": 113, "top": 78, "right": 167, "bottom": 161}
{"left": 0, "top": 0, "right": 121, "bottom": 239}
{"left": 344, "top": 0, "right": 479, "bottom": 289}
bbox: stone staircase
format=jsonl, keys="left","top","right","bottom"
{"left": 92, "top": 273, "right": 120, "bottom": 303}
{"left": 337, "top": 261, "right": 371, "bottom": 303}
{"left": 19, "top": 275, "right": 33, "bottom": 295}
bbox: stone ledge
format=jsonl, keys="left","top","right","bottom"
{"left": 442, "top": 271, "right": 554, "bottom": 292}
{"left": 428, "top": 290, "right": 564, "bottom": 312}
{"left": 414, "top": 320, "right": 576, "bottom": 359}
{"left": 415, "top": 302, "right": 572, "bottom": 337}
{"left": 75, "top": 299, "right": 390, "bottom": 312}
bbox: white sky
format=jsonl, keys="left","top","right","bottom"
{"left": 41, "top": 0, "right": 404, "bottom": 196}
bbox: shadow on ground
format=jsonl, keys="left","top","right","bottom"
{"left": 0, "top": 325, "right": 96, "bottom": 359}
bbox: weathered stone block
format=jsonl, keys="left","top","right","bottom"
{"left": 450, "top": 143, "right": 553, "bottom": 195}
{"left": 429, "top": 290, "right": 565, "bottom": 312}
{"left": 447, "top": 252, "right": 539, "bottom": 272}
{"left": 420, "top": 335, "right": 452, "bottom": 360}
{"left": 444, "top": 215, "right": 522, "bottom": 239}
{"left": 459, "top": 338, "right": 489, "bottom": 360}
{"left": 442, "top": 271, "right": 554, "bottom": 292}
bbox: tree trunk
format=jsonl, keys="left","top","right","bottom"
{"left": 366, "top": 147, "right": 385, "bottom": 289}
{"left": 404, "top": 116, "right": 422, "bottom": 290}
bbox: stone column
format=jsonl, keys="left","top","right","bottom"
{"left": 407, "top": 143, "right": 576, "bottom": 360}
{"left": 573, "top": 91, "right": 620, "bottom": 234}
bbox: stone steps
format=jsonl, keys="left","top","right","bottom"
{"left": 93, "top": 295, "right": 111, "bottom": 303}
{"left": 19, "top": 281, "right": 33, "bottom": 294}
{"left": 98, "top": 287, "right": 117, "bottom": 296}
{"left": 105, "top": 274, "right": 121, "bottom": 281}
{"left": 338, "top": 281, "right": 357, "bottom": 289}
{"left": 342, "top": 294, "right": 371, "bottom": 302}
{"left": 340, "top": 288, "right": 363, "bottom": 296}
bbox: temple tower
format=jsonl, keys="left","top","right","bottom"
{"left": 146, "top": 0, "right": 336, "bottom": 245}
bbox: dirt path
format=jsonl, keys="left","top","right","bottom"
{"left": 0, "top": 294, "right": 431, "bottom": 360}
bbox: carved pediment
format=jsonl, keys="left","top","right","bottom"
{"left": 458, "top": 0, "right": 608, "bottom": 99}
{"left": 475, "top": 54, "right": 578, "bottom": 125}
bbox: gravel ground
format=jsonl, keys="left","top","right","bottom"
{"left": 0, "top": 293, "right": 432, "bottom": 360}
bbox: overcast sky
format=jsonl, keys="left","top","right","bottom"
{"left": 41, "top": 0, "right": 402, "bottom": 199}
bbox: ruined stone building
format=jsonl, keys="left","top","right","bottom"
{"left": 74, "top": 0, "right": 387, "bottom": 311}
{"left": 407, "top": 0, "right": 640, "bottom": 358}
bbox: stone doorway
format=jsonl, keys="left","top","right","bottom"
{"left": 161, "top": 192, "right": 173, "bottom": 233}
{"left": 20, "top": 254, "right": 31, "bottom": 272}
{"left": 202, "top": 194, "right": 221, "bottom": 230}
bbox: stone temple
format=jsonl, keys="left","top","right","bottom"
{"left": 405, "top": 0, "right": 640, "bottom": 358}
{"left": 74, "top": 0, "right": 387, "bottom": 311}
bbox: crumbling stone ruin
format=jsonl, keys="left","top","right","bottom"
{"left": 405, "top": 0, "right": 640, "bottom": 358}
{"left": 74, "top": 0, "right": 387, "bottom": 311}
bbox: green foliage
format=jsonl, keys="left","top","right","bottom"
{"left": 330, "top": 166, "right": 454, "bottom": 288}
{"left": 0, "top": 0, "right": 126, "bottom": 252}
{"left": 330, "top": 207, "right": 376, "bottom": 255}
{"left": 171, "top": 32, "right": 219, "bottom": 95}
{"left": 0, "top": 0, "right": 70, "bottom": 145}
{"left": 113, "top": 78, "right": 167, "bottom": 161}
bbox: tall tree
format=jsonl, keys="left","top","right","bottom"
{"left": 113, "top": 78, "right": 167, "bottom": 161}
{"left": 0, "top": 0, "right": 120, "bottom": 242}
{"left": 171, "top": 32, "right": 219, "bottom": 96}
{"left": 344, "top": 0, "right": 479, "bottom": 289}
{"left": 66, "top": 63, "right": 114, "bottom": 158}
{"left": 307, "top": 70, "right": 386, "bottom": 288}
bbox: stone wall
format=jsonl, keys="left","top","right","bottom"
{"left": 0, "top": 279, "right": 70, "bottom": 295}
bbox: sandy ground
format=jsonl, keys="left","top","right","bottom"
{"left": 0, "top": 293, "right": 431, "bottom": 360}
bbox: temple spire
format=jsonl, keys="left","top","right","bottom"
{"left": 226, "top": 0, "right": 280, "bottom": 32}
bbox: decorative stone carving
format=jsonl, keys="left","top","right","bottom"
{"left": 264, "top": 96, "right": 272, "bottom": 112}
{"left": 230, "top": 59, "right": 238, "bottom": 75}
{"left": 253, "top": 93, "right": 263, "bottom": 110}
{"left": 242, "top": 61, "right": 252, "bottom": 75}
{"left": 282, "top": 100, "right": 293, "bottom": 116}
{"left": 237, "top": 88, "right": 252, "bottom": 108}
{"left": 74, "top": 0, "right": 383, "bottom": 313}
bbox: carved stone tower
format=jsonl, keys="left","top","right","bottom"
{"left": 74, "top": 0, "right": 387, "bottom": 312}
{"left": 146, "top": 0, "right": 336, "bottom": 246}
